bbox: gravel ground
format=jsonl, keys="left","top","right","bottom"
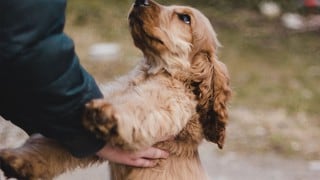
{"left": 54, "top": 142, "right": 320, "bottom": 180}
{"left": 1, "top": 112, "right": 319, "bottom": 180}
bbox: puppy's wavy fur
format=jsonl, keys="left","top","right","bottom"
{"left": 0, "top": 1, "right": 231, "bottom": 179}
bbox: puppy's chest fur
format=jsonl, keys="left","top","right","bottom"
{"left": 107, "top": 71, "right": 206, "bottom": 180}
{"left": 104, "top": 69, "right": 203, "bottom": 153}
{"left": 133, "top": 72, "right": 205, "bottom": 152}
{"left": 102, "top": 66, "right": 197, "bottom": 113}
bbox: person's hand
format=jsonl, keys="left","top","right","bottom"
{"left": 96, "top": 144, "right": 169, "bottom": 167}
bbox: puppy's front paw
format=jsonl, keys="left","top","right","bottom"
{"left": 83, "top": 99, "right": 118, "bottom": 140}
{"left": 0, "top": 149, "right": 42, "bottom": 180}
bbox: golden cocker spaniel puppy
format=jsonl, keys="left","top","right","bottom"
{"left": 0, "top": 0, "right": 231, "bottom": 179}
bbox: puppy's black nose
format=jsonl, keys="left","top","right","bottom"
{"left": 134, "top": 0, "right": 149, "bottom": 6}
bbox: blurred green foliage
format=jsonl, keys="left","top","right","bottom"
{"left": 67, "top": 0, "right": 133, "bottom": 25}
{"left": 181, "top": 0, "right": 299, "bottom": 11}
{"left": 67, "top": 0, "right": 303, "bottom": 26}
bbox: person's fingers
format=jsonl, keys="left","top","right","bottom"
{"left": 96, "top": 144, "right": 169, "bottom": 167}
{"left": 135, "top": 147, "right": 169, "bottom": 159}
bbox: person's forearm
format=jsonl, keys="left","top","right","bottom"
{"left": 0, "top": 0, "right": 104, "bottom": 157}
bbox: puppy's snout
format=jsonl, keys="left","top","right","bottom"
{"left": 134, "top": 0, "right": 149, "bottom": 7}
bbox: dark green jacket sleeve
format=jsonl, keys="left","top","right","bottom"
{"left": 0, "top": 0, "right": 105, "bottom": 157}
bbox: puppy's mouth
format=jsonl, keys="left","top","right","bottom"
{"left": 144, "top": 31, "right": 164, "bottom": 45}
{"left": 129, "top": 0, "right": 165, "bottom": 49}
{"left": 129, "top": 14, "right": 164, "bottom": 49}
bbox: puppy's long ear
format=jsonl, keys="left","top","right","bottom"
{"left": 191, "top": 51, "right": 231, "bottom": 149}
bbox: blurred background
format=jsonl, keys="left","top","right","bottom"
{"left": 1, "top": 0, "right": 319, "bottom": 179}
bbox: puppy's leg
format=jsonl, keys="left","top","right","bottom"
{"left": 0, "top": 134, "right": 99, "bottom": 180}
{"left": 83, "top": 100, "right": 127, "bottom": 149}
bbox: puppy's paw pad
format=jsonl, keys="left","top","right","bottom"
{"left": 83, "top": 100, "right": 118, "bottom": 137}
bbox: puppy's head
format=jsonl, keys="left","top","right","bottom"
{"left": 129, "top": 0, "right": 231, "bottom": 148}
{"left": 129, "top": 0, "right": 212, "bottom": 74}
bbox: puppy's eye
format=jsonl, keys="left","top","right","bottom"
{"left": 177, "top": 14, "right": 191, "bottom": 24}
